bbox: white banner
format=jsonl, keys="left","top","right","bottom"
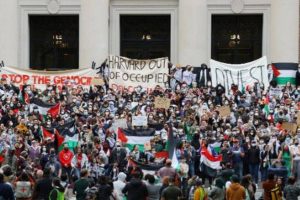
{"left": 210, "top": 56, "right": 269, "bottom": 95}
{"left": 0, "top": 66, "right": 103, "bottom": 90}
{"left": 132, "top": 116, "right": 148, "bottom": 126}
{"left": 108, "top": 55, "right": 169, "bottom": 92}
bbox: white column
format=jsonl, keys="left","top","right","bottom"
{"left": 79, "top": 0, "right": 109, "bottom": 68}
{"left": 178, "top": 0, "right": 207, "bottom": 66}
{"left": 0, "top": 0, "right": 18, "bottom": 67}
{"left": 270, "top": 0, "right": 299, "bottom": 63}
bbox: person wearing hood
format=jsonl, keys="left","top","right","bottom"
{"left": 226, "top": 175, "right": 246, "bottom": 200}
{"left": 122, "top": 172, "right": 148, "bottom": 200}
{"left": 113, "top": 172, "right": 127, "bottom": 200}
{"left": 49, "top": 177, "right": 65, "bottom": 200}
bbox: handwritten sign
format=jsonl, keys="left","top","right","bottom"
{"left": 112, "top": 119, "right": 128, "bottom": 133}
{"left": 144, "top": 141, "right": 152, "bottom": 151}
{"left": 282, "top": 122, "right": 297, "bottom": 134}
{"left": 218, "top": 106, "right": 231, "bottom": 117}
{"left": 132, "top": 116, "right": 148, "bottom": 126}
{"left": 108, "top": 55, "right": 169, "bottom": 92}
{"left": 154, "top": 97, "right": 171, "bottom": 109}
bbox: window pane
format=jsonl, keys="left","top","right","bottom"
{"left": 29, "top": 15, "right": 79, "bottom": 70}
{"left": 120, "top": 15, "right": 171, "bottom": 60}
{"left": 211, "top": 14, "right": 263, "bottom": 64}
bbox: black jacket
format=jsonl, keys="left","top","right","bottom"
{"left": 122, "top": 178, "right": 148, "bottom": 200}
{"left": 248, "top": 147, "right": 260, "bottom": 164}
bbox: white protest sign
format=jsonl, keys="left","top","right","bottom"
{"left": 269, "top": 87, "right": 282, "bottom": 98}
{"left": 132, "top": 116, "right": 148, "bottom": 126}
{"left": 108, "top": 55, "right": 169, "bottom": 92}
{"left": 112, "top": 119, "right": 128, "bottom": 133}
{"left": 210, "top": 56, "right": 269, "bottom": 95}
{"left": 0, "top": 66, "right": 102, "bottom": 90}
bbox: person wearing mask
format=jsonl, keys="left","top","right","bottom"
{"left": 110, "top": 142, "right": 127, "bottom": 172}
{"left": 73, "top": 169, "right": 90, "bottom": 200}
{"left": 160, "top": 177, "right": 182, "bottom": 200}
{"left": 284, "top": 176, "right": 300, "bottom": 200}
{"left": 49, "top": 178, "right": 65, "bottom": 200}
{"left": 58, "top": 144, "right": 74, "bottom": 179}
{"left": 122, "top": 172, "right": 148, "bottom": 200}
{"left": 230, "top": 139, "right": 245, "bottom": 178}
{"left": 144, "top": 174, "right": 161, "bottom": 200}
{"left": 291, "top": 139, "right": 300, "bottom": 182}
{"left": 71, "top": 147, "right": 88, "bottom": 179}
{"left": 278, "top": 143, "right": 293, "bottom": 177}
{"left": 113, "top": 172, "right": 127, "bottom": 200}
{"left": 248, "top": 140, "right": 260, "bottom": 184}
{"left": 226, "top": 175, "right": 246, "bottom": 200}
{"left": 45, "top": 152, "right": 62, "bottom": 178}
{"left": 260, "top": 144, "right": 271, "bottom": 181}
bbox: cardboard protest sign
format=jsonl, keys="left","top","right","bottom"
{"left": 154, "top": 97, "right": 171, "bottom": 109}
{"left": 0, "top": 66, "right": 102, "bottom": 90}
{"left": 269, "top": 87, "right": 282, "bottom": 98}
{"left": 112, "top": 119, "right": 128, "bottom": 133}
{"left": 108, "top": 55, "right": 169, "bottom": 92}
{"left": 132, "top": 116, "right": 148, "bottom": 126}
{"left": 282, "top": 122, "right": 297, "bottom": 134}
{"left": 144, "top": 141, "right": 152, "bottom": 151}
{"left": 210, "top": 56, "right": 269, "bottom": 96}
{"left": 218, "top": 106, "right": 231, "bottom": 117}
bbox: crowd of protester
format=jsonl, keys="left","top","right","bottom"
{"left": 1, "top": 64, "right": 300, "bottom": 200}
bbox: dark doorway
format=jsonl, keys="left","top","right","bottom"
{"left": 211, "top": 14, "right": 263, "bottom": 64}
{"left": 120, "top": 15, "right": 171, "bottom": 60}
{"left": 29, "top": 15, "right": 79, "bottom": 70}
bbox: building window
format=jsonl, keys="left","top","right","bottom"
{"left": 211, "top": 14, "right": 263, "bottom": 64}
{"left": 120, "top": 15, "right": 170, "bottom": 59}
{"left": 29, "top": 15, "right": 79, "bottom": 70}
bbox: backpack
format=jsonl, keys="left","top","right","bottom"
{"left": 49, "top": 188, "right": 65, "bottom": 200}
{"left": 194, "top": 187, "right": 208, "bottom": 200}
{"left": 15, "top": 181, "right": 32, "bottom": 198}
{"left": 270, "top": 185, "right": 282, "bottom": 200}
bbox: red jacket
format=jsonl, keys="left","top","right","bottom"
{"left": 59, "top": 150, "right": 74, "bottom": 167}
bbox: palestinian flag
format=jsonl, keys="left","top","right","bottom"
{"left": 55, "top": 120, "right": 79, "bottom": 152}
{"left": 272, "top": 63, "right": 298, "bottom": 85}
{"left": 40, "top": 126, "right": 55, "bottom": 141}
{"left": 18, "top": 86, "right": 29, "bottom": 104}
{"left": 184, "top": 123, "right": 193, "bottom": 142}
{"left": 30, "top": 98, "right": 60, "bottom": 117}
{"left": 200, "top": 146, "right": 222, "bottom": 170}
{"left": 118, "top": 128, "right": 155, "bottom": 151}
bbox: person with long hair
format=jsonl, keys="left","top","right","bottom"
{"left": 278, "top": 143, "right": 293, "bottom": 176}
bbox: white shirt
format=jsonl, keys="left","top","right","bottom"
{"left": 182, "top": 70, "right": 193, "bottom": 85}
